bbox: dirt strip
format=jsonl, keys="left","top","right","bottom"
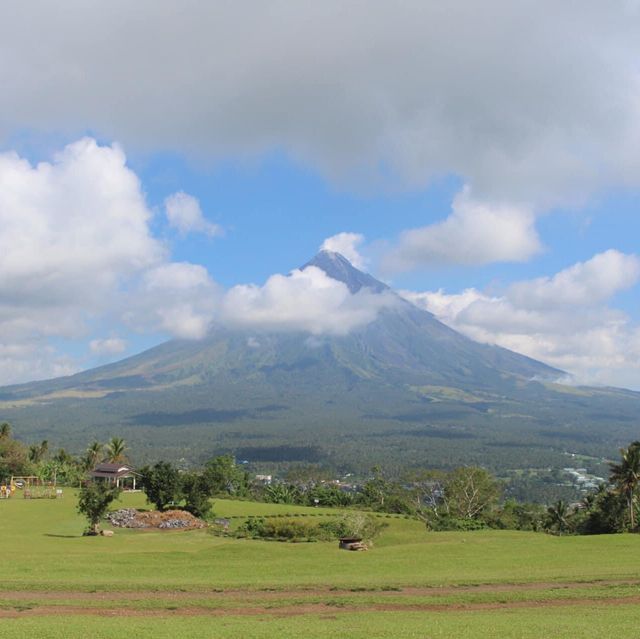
{"left": 2, "top": 595, "right": 640, "bottom": 618}
{"left": 0, "top": 579, "right": 638, "bottom": 601}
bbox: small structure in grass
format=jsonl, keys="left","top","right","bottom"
{"left": 339, "top": 536, "right": 368, "bottom": 551}
{"left": 91, "top": 463, "right": 139, "bottom": 490}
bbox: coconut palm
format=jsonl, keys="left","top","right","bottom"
{"left": 28, "top": 440, "right": 49, "bottom": 464}
{"left": 609, "top": 441, "right": 640, "bottom": 530}
{"left": 53, "top": 448, "right": 73, "bottom": 465}
{"left": 581, "top": 492, "right": 596, "bottom": 512}
{"left": 106, "top": 437, "right": 126, "bottom": 463}
{"left": 84, "top": 441, "right": 104, "bottom": 470}
{"left": 546, "top": 499, "right": 570, "bottom": 535}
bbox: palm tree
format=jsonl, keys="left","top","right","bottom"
{"left": 546, "top": 499, "right": 570, "bottom": 535}
{"left": 28, "top": 440, "right": 49, "bottom": 464}
{"left": 609, "top": 441, "right": 640, "bottom": 530}
{"left": 84, "top": 441, "right": 104, "bottom": 470}
{"left": 53, "top": 448, "right": 73, "bottom": 465}
{"left": 106, "top": 437, "right": 126, "bottom": 463}
{"left": 581, "top": 493, "right": 596, "bottom": 512}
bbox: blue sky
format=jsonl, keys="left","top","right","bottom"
{"left": 0, "top": 2, "right": 639, "bottom": 388}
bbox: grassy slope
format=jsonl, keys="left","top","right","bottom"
{"left": 2, "top": 492, "right": 640, "bottom": 637}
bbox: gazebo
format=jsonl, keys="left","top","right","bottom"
{"left": 91, "top": 463, "right": 139, "bottom": 490}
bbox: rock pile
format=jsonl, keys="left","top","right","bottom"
{"left": 107, "top": 508, "right": 206, "bottom": 530}
{"left": 107, "top": 508, "right": 140, "bottom": 527}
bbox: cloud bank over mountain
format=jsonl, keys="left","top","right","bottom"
{"left": 402, "top": 251, "right": 640, "bottom": 388}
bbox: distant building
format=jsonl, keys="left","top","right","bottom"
{"left": 254, "top": 474, "right": 272, "bottom": 485}
{"left": 91, "top": 463, "right": 139, "bottom": 490}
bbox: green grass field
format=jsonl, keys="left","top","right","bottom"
{"left": 2, "top": 491, "right": 640, "bottom": 637}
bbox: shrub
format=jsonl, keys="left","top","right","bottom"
{"left": 425, "top": 516, "right": 488, "bottom": 531}
{"left": 181, "top": 472, "right": 214, "bottom": 519}
{"left": 238, "top": 517, "right": 320, "bottom": 541}
{"left": 317, "top": 512, "right": 387, "bottom": 541}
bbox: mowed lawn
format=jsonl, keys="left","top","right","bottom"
{"left": 2, "top": 491, "right": 640, "bottom": 638}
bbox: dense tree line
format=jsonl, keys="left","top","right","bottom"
{"left": 6, "top": 421, "right": 640, "bottom": 537}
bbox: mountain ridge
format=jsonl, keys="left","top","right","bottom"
{"left": 0, "top": 251, "right": 638, "bottom": 474}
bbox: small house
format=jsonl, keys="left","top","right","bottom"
{"left": 91, "top": 463, "right": 139, "bottom": 490}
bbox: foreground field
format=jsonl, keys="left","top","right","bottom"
{"left": 2, "top": 492, "right": 640, "bottom": 637}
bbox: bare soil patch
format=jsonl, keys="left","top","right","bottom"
{"left": 2, "top": 596, "right": 640, "bottom": 619}
{"left": 2, "top": 578, "right": 638, "bottom": 602}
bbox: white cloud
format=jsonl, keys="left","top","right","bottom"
{"left": 126, "top": 263, "right": 219, "bottom": 340}
{"left": 0, "top": 342, "right": 76, "bottom": 386}
{"left": 219, "top": 266, "right": 396, "bottom": 335}
{"left": 164, "top": 191, "right": 221, "bottom": 237}
{"left": 0, "top": 137, "right": 162, "bottom": 310}
{"left": 383, "top": 188, "right": 541, "bottom": 271}
{"left": 89, "top": 337, "right": 127, "bottom": 356}
{"left": 0, "top": 139, "right": 219, "bottom": 383}
{"left": 320, "top": 232, "right": 366, "bottom": 269}
{"left": 507, "top": 250, "right": 640, "bottom": 310}
{"left": 2, "top": 3, "right": 640, "bottom": 206}
{"left": 402, "top": 251, "right": 640, "bottom": 388}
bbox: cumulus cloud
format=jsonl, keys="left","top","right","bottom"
{"left": 219, "top": 266, "right": 396, "bottom": 335}
{"left": 164, "top": 191, "right": 221, "bottom": 237}
{"left": 0, "top": 139, "right": 218, "bottom": 383}
{"left": 383, "top": 188, "right": 541, "bottom": 271}
{"left": 507, "top": 250, "right": 640, "bottom": 309}
{"left": 89, "top": 337, "right": 127, "bottom": 356}
{"left": 320, "top": 232, "right": 366, "bottom": 269}
{"left": 126, "top": 263, "right": 219, "bottom": 340}
{"left": 1, "top": 3, "right": 640, "bottom": 206}
{"left": 402, "top": 251, "right": 640, "bottom": 388}
{"left": 0, "top": 342, "right": 76, "bottom": 387}
{"left": 0, "top": 138, "right": 162, "bottom": 310}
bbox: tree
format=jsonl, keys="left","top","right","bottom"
{"left": 0, "top": 432, "right": 29, "bottom": 479}
{"left": 360, "top": 466, "right": 392, "bottom": 510}
{"left": 545, "top": 500, "right": 571, "bottom": 535}
{"left": 306, "top": 483, "right": 354, "bottom": 507}
{"left": 204, "top": 455, "right": 250, "bottom": 496}
{"left": 442, "top": 466, "right": 501, "bottom": 520}
{"left": 609, "top": 441, "right": 640, "bottom": 530}
{"left": 106, "top": 437, "right": 127, "bottom": 463}
{"left": 84, "top": 441, "right": 104, "bottom": 470}
{"left": 581, "top": 488, "right": 627, "bottom": 534}
{"left": 181, "top": 472, "right": 214, "bottom": 518}
{"left": 140, "top": 461, "right": 182, "bottom": 511}
{"left": 28, "top": 440, "right": 49, "bottom": 464}
{"left": 53, "top": 448, "right": 74, "bottom": 465}
{"left": 0, "top": 422, "right": 11, "bottom": 439}
{"left": 402, "top": 469, "right": 446, "bottom": 518}
{"left": 263, "top": 483, "right": 301, "bottom": 504}
{"left": 77, "top": 480, "right": 121, "bottom": 535}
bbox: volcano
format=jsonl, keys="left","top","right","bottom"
{"left": 1, "top": 251, "right": 638, "bottom": 471}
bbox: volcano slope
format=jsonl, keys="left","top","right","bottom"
{"left": 1, "top": 251, "right": 638, "bottom": 471}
